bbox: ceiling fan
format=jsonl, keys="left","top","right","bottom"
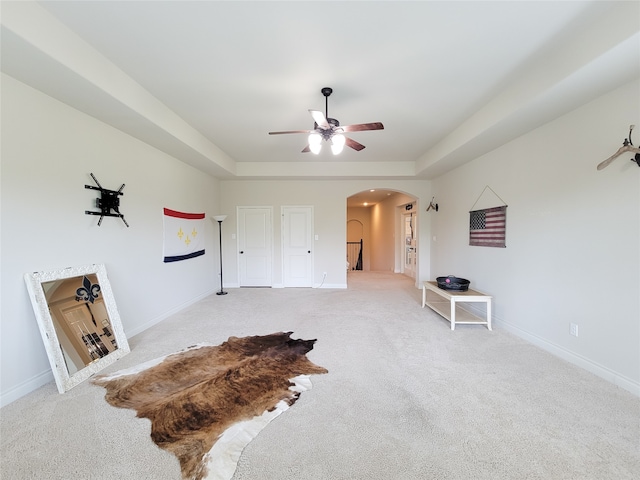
{"left": 268, "top": 87, "right": 384, "bottom": 155}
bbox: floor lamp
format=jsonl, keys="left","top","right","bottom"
{"left": 213, "top": 215, "right": 228, "bottom": 295}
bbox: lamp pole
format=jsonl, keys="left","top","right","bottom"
{"left": 213, "top": 215, "right": 227, "bottom": 295}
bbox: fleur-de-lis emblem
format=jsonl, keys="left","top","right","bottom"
{"left": 191, "top": 228, "right": 198, "bottom": 238}
{"left": 184, "top": 236, "right": 191, "bottom": 246}
{"left": 76, "top": 276, "right": 101, "bottom": 304}
{"left": 177, "top": 227, "right": 184, "bottom": 240}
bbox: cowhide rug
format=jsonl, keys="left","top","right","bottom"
{"left": 92, "top": 332, "right": 328, "bottom": 480}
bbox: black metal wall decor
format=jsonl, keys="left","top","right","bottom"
{"left": 85, "top": 173, "right": 129, "bottom": 226}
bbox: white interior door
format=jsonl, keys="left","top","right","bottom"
{"left": 238, "top": 207, "right": 272, "bottom": 287}
{"left": 282, "top": 206, "right": 314, "bottom": 287}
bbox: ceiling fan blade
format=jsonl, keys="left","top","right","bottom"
{"left": 309, "top": 110, "right": 330, "bottom": 129}
{"left": 345, "top": 137, "right": 366, "bottom": 151}
{"left": 301, "top": 145, "right": 311, "bottom": 153}
{"left": 268, "top": 130, "right": 313, "bottom": 135}
{"left": 340, "top": 122, "right": 384, "bottom": 133}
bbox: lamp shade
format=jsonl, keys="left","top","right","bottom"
{"left": 213, "top": 215, "right": 227, "bottom": 222}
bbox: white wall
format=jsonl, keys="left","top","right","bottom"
{"left": 430, "top": 79, "right": 640, "bottom": 394}
{"left": 0, "top": 75, "right": 221, "bottom": 406}
{"left": 219, "top": 181, "right": 431, "bottom": 288}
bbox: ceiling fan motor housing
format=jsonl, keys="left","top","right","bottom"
{"left": 314, "top": 118, "right": 341, "bottom": 140}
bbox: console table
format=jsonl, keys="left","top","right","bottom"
{"left": 422, "top": 281, "right": 492, "bottom": 330}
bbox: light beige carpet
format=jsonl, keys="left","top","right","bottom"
{"left": 1, "top": 272, "right": 639, "bottom": 479}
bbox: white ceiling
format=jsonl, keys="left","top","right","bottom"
{"left": 2, "top": 1, "right": 639, "bottom": 184}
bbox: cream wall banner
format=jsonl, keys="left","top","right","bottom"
{"left": 163, "top": 208, "right": 205, "bottom": 262}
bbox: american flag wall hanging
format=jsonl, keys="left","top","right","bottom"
{"left": 469, "top": 205, "right": 507, "bottom": 247}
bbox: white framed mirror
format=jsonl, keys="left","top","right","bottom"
{"left": 24, "top": 263, "right": 130, "bottom": 393}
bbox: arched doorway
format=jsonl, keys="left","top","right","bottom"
{"left": 346, "top": 189, "right": 418, "bottom": 282}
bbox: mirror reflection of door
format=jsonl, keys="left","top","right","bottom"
{"left": 403, "top": 211, "right": 416, "bottom": 279}
{"left": 43, "top": 275, "right": 118, "bottom": 375}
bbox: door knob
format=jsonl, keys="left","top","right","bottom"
{"left": 240, "top": 251, "right": 244, "bottom": 254}
{"left": 308, "top": 250, "right": 311, "bottom": 253}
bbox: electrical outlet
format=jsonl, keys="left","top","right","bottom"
{"left": 570, "top": 323, "right": 579, "bottom": 337}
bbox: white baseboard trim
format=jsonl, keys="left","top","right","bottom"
{"left": 1, "top": 369, "right": 54, "bottom": 408}
{"left": 249, "top": 283, "right": 347, "bottom": 289}
{"left": 317, "top": 283, "right": 347, "bottom": 289}
{"left": 495, "top": 318, "right": 639, "bottom": 397}
{"left": 126, "top": 288, "right": 215, "bottom": 338}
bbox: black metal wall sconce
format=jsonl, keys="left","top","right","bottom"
{"left": 426, "top": 197, "right": 439, "bottom": 212}
{"left": 85, "top": 173, "right": 129, "bottom": 226}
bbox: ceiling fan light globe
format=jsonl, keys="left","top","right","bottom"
{"left": 308, "top": 133, "right": 322, "bottom": 145}
{"left": 331, "top": 134, "right": 345, "bottom": 155}
{"left": 309, "top": 133, "right": 322, "bottom": 154}
{"left": 332, "top": 134, "right": 346, "bottom": 147}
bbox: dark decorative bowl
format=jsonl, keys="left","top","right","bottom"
{"left": 436, "top": 276, "right": 470, "bottom": 292}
